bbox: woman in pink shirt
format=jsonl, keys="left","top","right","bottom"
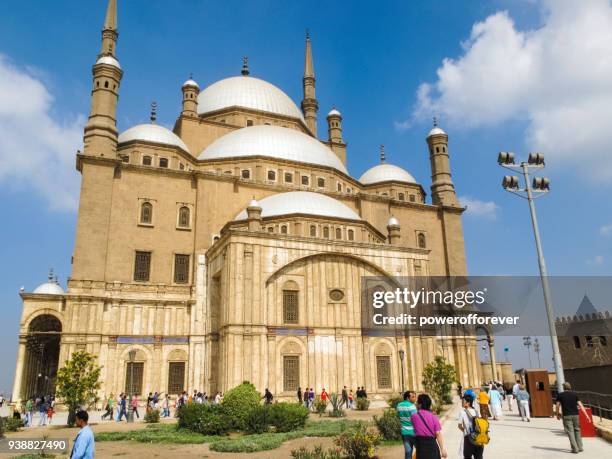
{"left": 410, "top": 394, "right": 447, "bottom": 459}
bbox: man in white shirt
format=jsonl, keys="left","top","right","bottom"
{"left": 512, "top": 380, "right": 521, "bottom": 412}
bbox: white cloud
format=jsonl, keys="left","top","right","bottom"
{"left": 405, "top": 0, "right": 612, "bottom": 181}
{"left": 0, "top": 54, "right": 84, "bottom": 211}
{"left": 600, "top": 224, "right": 612, "bottom": 236}
{"left": 587, "top": 255, "right": 604, "bottom": 266}
{"left": 459, "top": 195, "right": 499, "bottom": 219}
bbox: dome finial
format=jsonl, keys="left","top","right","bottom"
{"left": 306, "top": 28, "right": 310, "bottom": 40}
{"left": 189, "top": 72, "right": 193, "bottom": 80}
{"left": 150, "top": 101, "right": 157, "bottom": 123}
{"left": 433, "top": 116, "right": 438, "bottom": 128}
{"left": 48, "top": 268, "right": 54, "bottom": 282}
{"left": 380, "top": 144, "right": 386, "bottom": 163}
{"left": 241, "top": 56, "right": 250, "bottom": 76}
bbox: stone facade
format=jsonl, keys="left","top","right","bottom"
{"left": 11, "top": 0, "right": 480, "bottom": 403}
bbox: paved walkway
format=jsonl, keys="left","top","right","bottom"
{"left": 441, "top": 402, "right": 611, "bottom": 458}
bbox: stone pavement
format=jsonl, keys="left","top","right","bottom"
{"left": 441, "top": 402, "right": 611, "bottom": 458}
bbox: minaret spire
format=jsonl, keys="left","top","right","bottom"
{"left": 380, "top": 145, "right": 386, "bottom": 163}
{"left": 301, "top": 30, "right": 319, "bottom": 137}
{"left": 150, "top": 101, "right": 157, "bottom": 123}
{"left": 241, "top": 56, "right": 250, "bottom": 76}
{"left": 100, "top": 0, "right": 118, "bottom": 56}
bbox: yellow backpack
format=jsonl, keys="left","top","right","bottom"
{"left": 466, "top": 409, "right": 490, "bottom": 446}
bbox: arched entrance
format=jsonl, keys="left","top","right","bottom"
{"left": 21, "top": 315, "right": 62, "bottom": 399}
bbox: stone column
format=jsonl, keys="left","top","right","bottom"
{"left": 487, "top": 336, "right": 499, "bottom": 382}
{"left": 12, "top": 338, "right": 27, "bottom": 402}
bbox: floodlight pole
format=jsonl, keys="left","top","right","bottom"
{"left": 520, "top": 162, "right": 565, "bottom": 392}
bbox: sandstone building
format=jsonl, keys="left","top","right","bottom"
{"left": 12, "top": 0, "right": 480, "bottom": 402}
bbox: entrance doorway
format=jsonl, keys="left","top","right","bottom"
{"left": 21, "top": 315, "right": 61, "bottom": 400}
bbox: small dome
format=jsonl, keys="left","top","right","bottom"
{"left": 235, "top": 191, "right": 360, "bottom": 221}
{"left": 197, "top": 76, "right": 304, "bottom": 120}
{"left": 199, "top": 125, "right": 348, "bottom": 174}
{"left": 118, "top": 124, "right": 190, "bottom": 153}
{"left": 248, "top": 199, "right": 260, "bottom": 208}
{"left": 388, "top": 216, "right": 400, "bottom": 226}
{"left": 182, "top": 78, "right": 199, "bottom": 89}
{"left": 96, "top": 55, "right": 121, "bottom": 69}
{"left": 33, "top": 280, "right": 64, "bottom": 295}
{"left": 427, "top": 126, "right": 447, "bottom": 137}
{"left": 327, "top": 108, "right": 342, "bottom": 117}
{"left": 359, "top": 163, "right": 417, "bottom": 185}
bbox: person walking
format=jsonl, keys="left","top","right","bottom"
{"left": 38, "top": 397, "right": 48, "bottom": 426}
{"left": 70, "top": 410, "right": 94, "bottom": 459}
{"left": 489, "top": 386, "right": 503, "bottom": 420}
{"left": 117, "top": 394, "right": 128, "bottom": 421}
{"left": 308, "top": 388, "right": 315, "bottom": 409}
{"left": 131, "top": 394, "right": 140, "bottom": 419}
{"left": 264, "top": 388, "right": 273, "bottom": 404}
{"left": 397, "top": 390, "right": 418, "bottom": 459}
{"left": 477, "top": 389, "right": 490, "bottom": 420}
{"left": 512, "top": 380, "right": 520, "bottom": 411}
{"left": 556, "top": 382, "right": 590, "bottom": 454}
{"left": 161, "top": 394, "right": 170, "bottom": 417}
{"left": 506, "top": 386, "right": 513, "bottom": 411}
{"left": 341, "top": 386, "right": 349, "bottom": 409}
{"left": 25, "top": 398, "right": 33, "bottom": 427}
{"left": 297, "top": 387, "right": 302, "bottom": 404}
{"left": 101, "top": 393, "right": 114, "bottom": 420}
{"left": 411, "top": 394, "right": 448, "bottom": 459}
{"left": 458, "top": 394, "right": 484, "bottom": 459}
{"left": 516, "top": 384, "right": 531, "bottom": 422}
{"left": 348, "top": 389, "right": 354, "bottom": 409}
{"left": 320, "top": 388, "right": 329, "bottom": 402}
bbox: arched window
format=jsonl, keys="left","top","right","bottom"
{"left": 104, "top": 80, "right": 109, "bottom": 88}
{"left": 586, "top": 336, "right": 594, "bottom": 347}
{"left": 336, "top": 228, "right": 342, "bottom": 239}
{"left": 142, "top": 156, "right": 152, "bottom": 166}
{"left": 348, "top": 229, "right": 354, "bottom": 241}
{"left": 436, "top": 146, "right": 440, "bottom": 153}
{"left": 241, "top": 169, "right": 250, "bottom": 179}
{"left": 337, "top": 182, "right": 342, "bottom": 192}
{"left": 317, "top": 177, "right": 325, "bottom": 188}
{"left": 309, "top": 225, "right": 316, "bottom": 237}
{"left": 600, "top": 336, "right": 608, "bottom": 346}
{"left": 284, "top": 172, "right": 293, "bottom": 183}
{"left": 409, "top": 195, "right": 416, "bottom": 202}
{"left": 159, "top": 158, "right": 168, "bottom": 168}
{"left": 140, "top": 202, "right": 153, "bottom": 224}
{"left": 323, "top": 227, "right": 330, "bottom": 238}
{"left": 573, "top": 336, "right": 581, "bottom": 349}
{"left": 398, "top": 193, "right": 405, "bottom": 201}
{"left": 418, "top": 232, "right": 426, "bottom": 249}
{"left": 376, "top": 355, "right": 391, "bottom": 389}
{"left": 281, "top": 225, "right": 288, "bottom": 234}
{"left": 283, "top": 282, "right": 299, "bottom": 324}
{"left": 268, "top": 170, "right": 276, "bottom": 181}
{"left": 178, "top": 206, "right": 190, "bottom": 228}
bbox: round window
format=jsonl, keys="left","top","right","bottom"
{"left": 329, "top": 289, "right": 344, "bottom": 301}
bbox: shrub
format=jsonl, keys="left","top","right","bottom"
{"left": 209, "top": 433, "right": 284, "bottom": 453}
{"left": 355, "top": 397, "right": 370, "bottom": 411}
{"left": 313, "top": 397, "right": 328, "bottom": 415}
{"left": 291, "top": 444, "right": 343, "bottom": 459}
{"left": 422, "top": 356, "right": 457, "bottom": 412}
{"left": 335, "top": 424, "right": 381, "bottom": 459}
{"left": 3, "top": 416, "right": 24, "bottom": 432}
{"left": 374, "top": 408, "right": 402, "bottom": 441}
{"left": 269, "top": 403, "right": 309, "bottom": 432}
{"left": 245, "top": 404, "right": 270, "bottom": 434}
{"left": 386, "top": 394, "right": 403, "bottom": 409}
{"left": 328, "top": 393, "right": 345, "bottom": 418}
{"left": 144, "top": 409, "right": 160, "bottom": 423}
{"left": 221, "top": 381, "right": 261, "bottom": 430}
{"left": 177, "top": 403, "right": 231, "bottom": 435}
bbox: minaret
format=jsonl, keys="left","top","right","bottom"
{"left": 181, "top": 74, "right": 199, "bottom": 116}
{"left": 326, "top": 107, "right": 343, "bottom": 143}
{"left": 83, "top": 0, "right": 123, "bottom": 157}
{"left": 426, "top": 118, "right": 458, "bottom": 207}
{"left": 301, "top": 30, "right": 318, "bottom": 137}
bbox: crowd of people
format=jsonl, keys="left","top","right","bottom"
{"left": 294, "top": 385, "right": 369, "bottom": 410}
{"left": 13, "top": 395, "right": 56, "bottom": 427}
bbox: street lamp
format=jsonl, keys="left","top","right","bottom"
{"left": 398, "top": 349, "right": 405, "bottom": 394}
{"left": 523, "top": 336, "right": 533, "bottom": 368}
{"left": 534, "top": 338, "right": 542, "bottom": 367}
{"left": 498, "top": 152, "right": 565, "bottom": 393}
{"left": 504, "top": 347, "right": 509, "bottom": 363}
{"left": 127, "top": 350, "right": 136, "bottom": 423}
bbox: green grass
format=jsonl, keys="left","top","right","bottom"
{"left": 95, "top": 419, "right": 368, "bottom": 453}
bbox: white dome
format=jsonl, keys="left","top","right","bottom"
{"left": 359, "top": 163, "right": 417, "bottom": 185}
{"left": 199, "top": 125, "right": 348, "bottom": 174}
{"left": 33, "top": 282, "right": 64, "bottom": 295}
{"left": 248, "top": 199, "right": 260, "bottom": 207}
{"left": 197, "top": 76, "right": 304, "bottom": 120}
{"left": 428, "top": 126, "right": 447, "bottom": 137}
{"left": 388, "top": 216, "right": 400, "bottom": 226}
{"left": 327, "top": 108, "right": 342, "bottom": 117}
{"left": 96, "top": 55, "right": 121, "bottom": 69}
{"left": 235, "top": 191, "right": 360, "bottom": 221}
{"left": 118, "top": 124, "right": 190, "bottom": 153}
{"left": 183, "top": 78, "right": 199, "bottom": 89}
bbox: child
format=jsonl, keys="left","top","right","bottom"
{"left": 46, "top": 405, "right": 54, "bottom": 425}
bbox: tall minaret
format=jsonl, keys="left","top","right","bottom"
{"left": 426, "top": 118, "right": 458, "bottom": 207}
{"left": 83, "top": 0, "right": 123, "bottom": 157}
{"left": 301, "top": 30, "right": 318, "bottom": 137}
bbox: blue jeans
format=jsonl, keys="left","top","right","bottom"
{"left": 402, "top": 435, "right": 415, "bottom": 459}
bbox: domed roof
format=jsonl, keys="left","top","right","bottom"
{"left": 33, "top": 271, "right": 64, "bottom": 295}
{"left": 198, "top": 125, "right": 348, "bottom": 174}
{"left": 327, "top": 108, "right": 342, "bottom": 117}
{"left": 96, "top": 55, "right": 121, "bottom": 69}
{"left": 118, "top": 124, "right": 190, "bottom": 153}
{"left": 427, "top": 126, "right": 447, "bottom": 137}
{"left": 359, "top": 163, "right": 417, "bottom": 185}
{"left": 235, "top": 191, "right": 360, "bottom": 221}
{"left": 197, "top": 76, "right": 304, "bottom": 120}
{"left": 182, "top": 78, "right": 199, "bottom": 89}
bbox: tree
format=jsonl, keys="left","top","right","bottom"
{"left": 422, "top": 356, "right": 457, "bottom": 412}
{"left": 55, "top": 351, "right": 102, "bottom": 426}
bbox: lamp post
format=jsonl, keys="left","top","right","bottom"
{"left": 398, "top": 349, "right": 405, "bottom": 394}
{"left": 504, "top": 347, "right": 509, "bottom": 363}
{"left": 127, "top": 350, "right": 136, "bottom": 423}
{"left": 498, "top": 152, "right": 565, "bottom": 393}
{"left": 523, "top": 336, "right": 533, "bottom": 368}
{"left": 534, "top": 338, "right": 542, "bottom": 367}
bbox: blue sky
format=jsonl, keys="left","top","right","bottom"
{"left": 1, "top": 0, "right": 611, "bottom": 394}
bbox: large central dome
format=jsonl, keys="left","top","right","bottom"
{"left": 198, "top": 125, "right": 348, "bottom": 174}
{"left": 197, "top": 76, "right": 305, "bottom": 120}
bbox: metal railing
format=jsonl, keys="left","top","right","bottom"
{"left": 575, "top": 391, "right": 612, "bottom": 421}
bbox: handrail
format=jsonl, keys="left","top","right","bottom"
{"left": 574, "top": 390, "right": 612, "bottom": 422}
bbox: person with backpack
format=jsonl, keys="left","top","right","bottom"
{"left": 411, "top": 393, "right": 448, "bottom": 458}
{"left": 458, "top": 394, "right": 488, "bottom": 459}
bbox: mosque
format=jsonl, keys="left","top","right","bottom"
{"left": 12, "top": 0, "right": 481, "bottom": 403}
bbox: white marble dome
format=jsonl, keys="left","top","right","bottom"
{"left": 197, "top": 76, "right": 304, "bottom": 120}
{"left": 182, "top": 78, "right": 199, "bottom": 89}
{"left": 428, "top": 126, "right": 447, "bottom": 137}
{"left": 198, "top": 125, "right": 348, "bottom": 174}
{"left": 96, "top": 55, "right": 121, "bottom": 69}
{"left": 118, "top": 124, "right": 190, "bottom": 153}
{"left": 33, "top": 281, "right": 64, "bottom": 295}
{"left": 235, "top": 191, "right": 360, "bottom": 221}
{"left": 359, "top": 163, "right": 417, "bottom": 185}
